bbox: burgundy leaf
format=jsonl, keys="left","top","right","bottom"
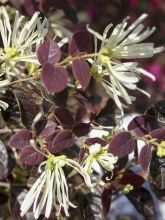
{"left": 34, "top": 118, "right": 47, "bottom": 136}
{"left": 69, "top": 30, "right": 92, "bottom": 56}
{"left": 115, "top": 156, "right": 128, "bottom": 171}
{"left": 51, "top": 131, "right": 74, "bottom": 153}
{"left": 150, "top": 128, "right": 165, "bottom": 142}
{"left": 139, "top": 145, "right": 152, "bottom": 170}
{"left": 21, "top": 0, "right": 37, "bottom": 16}
{"left": 20, "top": 146, "right": 44, "bottom": 165}
{"left": 40, "top": 120, "right": 56, "bottom": 138}
{"left": 41, "top": 63, "right": 68, "bottom": 93}
{"left": 94, "top": 99, "right": 116, "bottom": 127}
{"left": 74, "top": 92, "right": 94, "bottom": 113}
{"left": 119, "top": 172, "right": 145, "bottom": 188}
{"left": 37, "top": 40, "right": 61, "bottom": 65}
{"left": 108, "top": 132, "right": 136, "bottom": 158}
{"left": 101, "top": 188, "right": 112, "bottom": 217}
{"left": 85, "top": 137, "right": 106, "bottom": 146}
{"left": 9, "top": 189, "right": 29, "bottom": 220}
{"left": 73, "top": 123, "right": 92, "bottom": 137}
{"left": 128, "top": 115, "right": 159, "bottom": 137}
{"left": 75, "top": 106, "right": 86, "bottom": 123}
{"left": 46, "top": 132, "right": 58, "bottom": 150}
{"left": 54, "top": 107, "right": 74, "bottom": 126}
{"left": 53, "top": 88, "right": 68, "bottom": 106}
{"left": 9, "top": 129, "right": 32, "bottom": 150}
{"left": 13, "top": 89, "right": 39, "bottom": 129}
{"left": 72, "top": 58, "right": 90, "bottom": 88}
{"left": 126, "top": 187, "right": 155, "bottom": 218}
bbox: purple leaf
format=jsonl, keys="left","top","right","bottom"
{"left": 119, "top": 172, "right": 145, "bottom": 188}
{"left": 85, "top": 137, "right": 106, "bottom": 146}
{"left": 72, "top": 58, "right": 90, "bottom": 88}
{"left": 54, "top": 107, "right": 74, "bottom": 126}
{"left": 41, "top": 63, "right": 68, "bottom": 93}
{"left": 9, "top": 129, "right": 32, "bottom": 150}
{"left": 74, "top": 92, "right": 94, "bottom": 113}
{"left": 21, "top": 0, "right": 37, "bottom": 16}
{"left": 51, "top": 131, "right": 74, "bottom": 153}
{"left": 20, "top": 146, "right": 44, "bottom": 165}
{"left": 40, "top": 120, "right": 56, "bottom": 138}
{"left": 46, "top": 132, "right": 58, "bottom": 150}
{"left": 13, "top": 89, "right": 39, "bottom": 129}
{"left": 94, "top": 99, "right": 116, "bottom": 127}
{"left": 101, "top": 188, "right": 112, "bottom": 217}
{"left": 128, "top": 115, "right": 159, "bottom": 137}
{"left": 150, "top": 128, "right": 165, "bottom": 142}
{"left": 139, "top": 145, "right": 152, "bottom": 171}
{"left": 34, "top": 118, "right": 47, "bottom": 136}
{"left": 75, "top": 106, "right": 86, "bottom": 123}
{"left": 69, "top": 30, "right": 92, "bottom": 56}
{"left": 37, "top": 40, "right": 61, "bottom": 65}
{"left": 72, "top": 123, "right": 92, "bottom": 137}
{"left": 9, "top": 189, "right": 30, "bottom": 220}
{"left": 108, "top": 132, "right": 136, "bottom": 158}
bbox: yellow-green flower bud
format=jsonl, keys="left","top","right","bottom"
{"left": 157, "top": 141, "right": 165, "bottom": 157}
{"left": 123, "top": 184, "right": 134, "bottom": 194}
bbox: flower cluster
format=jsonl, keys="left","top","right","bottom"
{"left": 1, "top": 5, "right": 164, "bottom": 220}
{"left": 0, "top": 6, "right": 48, "bottom": 71}
{"left": 20, "top": 154, "right": 92, "bottom": 219}
{"left": 87, "top": 14, "right": 164, "bottom": 115}
{"left": 83, "top": 143, "right": 118, "bottom": 174}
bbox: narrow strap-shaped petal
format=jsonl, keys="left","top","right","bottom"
{"left": 45, "top": 171, "right": 54, "bottom": 218}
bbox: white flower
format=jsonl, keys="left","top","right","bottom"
{"left": 83, "top": 143, "right": 118, "bottom": 174}
{"left": 0, "top": 6, "right": 48, "bottom": 65}
{"left": 87, "top": 14, "right": 164, "bottom": 115}
{"left": 20, "top": 154, "right": 91, "bottom": 219}
{"left": 0, "top": 79, "right": 9, "bottom": 110}
{"left": 0, "top": 100, "right": 8, "bottom": 110}
{"left": 49, "top": 9, "right": 72, "bottom": 39}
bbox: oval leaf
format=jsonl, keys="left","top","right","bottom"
{"left": 72, "top": 58, "right": 90, "bottom": 88}
{"left": 101, "top": 188, "right": 112, "bottom": 217}
{"left": 41, "top": 63, "right": 68, "bottom": 93}
{"left": 74, "top": 92, "right": 94, "bottom": 113}
{"left": 85, "top": 137, "right": 106, "bottom": 146}
{"left": 150, "top": 128, "right": 165, "bottom": 142}
{"left": 119, "top": 172, "right": 145, "bottom": 188}
{"left": 128, "top": 115, "right": 159, "bottom": 137}
{"left": 46, "top": 132, "right": 58, "bottom": 150}
{"left": 69, "top": 30, "right": 92, "bottom": 56}
{"left": 20, "top": 146, "right": 44, "bottom": 165}
{"left": 40, "top": 120, "right": 56, "bottom": 138}
{"left": 139, "top": 144, "right": 152, "bottom": 171}
{"left": 9, "top": 129, "right": 32, "bottom": 150}
{"left": 37, "top": 40, "right": 61, "bottom": 65}
{"left": 13, "top": 89, "right": 39, "bottom": 129}
{"left": 34, "top": 118, "right": 47, "bottom": 136}
{"left": 51, "top": 131, "right": 74, "bottom": 153}
{"left": 73, "top": 123, "right": 92, "bottom": 137}
{"left": 108, "top": 132, "right": 136, "bottom": 158}
{"left": 55, "top": 107, "right": 74, "bottom": 126}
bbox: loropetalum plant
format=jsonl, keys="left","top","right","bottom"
{"left": 0, "top": 4, "right": 165, "bottom": 220}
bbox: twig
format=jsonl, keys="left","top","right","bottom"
{"left": 5, "top": 76, "right": 35, "bottom": 87}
